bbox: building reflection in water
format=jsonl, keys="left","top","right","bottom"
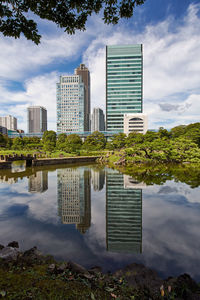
{"left": 0, "top": 176, "right": 18, "bottom": 184}
{"left": 91, "top": 167, "right": 105, "bottom": 191}
{"left": 57, "top": 168, "right": 91, "bottom": 234}
{"left": 106, "top": 170, "right": 143, "bottom": 254}
{"left": 28, "top": 171, "right": 48, "bottom": 193}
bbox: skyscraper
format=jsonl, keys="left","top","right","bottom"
{"left": 75, "top": 64, "right": 90, "bottom": 131}
{"left": 91, "top": 108, "right": 105, "bottom": 132}
{"left": 0, "top": 115, "right": 17, "bottom": 131}
{"left": 27, "top": 106, "right": 47, "bottom": 133}
{"left": 106, "top": 44, "right": 143, "bottom": 132}
{"left": 57, "top": 75, "right": 85, "bottom": 133}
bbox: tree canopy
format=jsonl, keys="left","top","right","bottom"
{"left": 0, "top": 0, "right": 146, "bottom": 44}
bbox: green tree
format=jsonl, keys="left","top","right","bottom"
{"left": 107, "top": 133, "right": 127, "bottom": 150}
{"left": 42, "top": 130, "right": 56, "bottom": 152}
{"left": 67, "top": 134, "right": 82, "bottom": 152}
{"left": 170, "top": 125, "right": 186, "bottom": 138}
{"left": 0, "top": 134, "right": 7, "bottom": 147}
{"left": 12, "top": 137, "right": 24, "bottom": 150}
{"left": 0, "top": 0, "right": 146, "bottom": 44}
{"left": 56, "top": 133, "right": 67, "bottom": 151}
{"left": 158, "top": 127, "right": 171, "bottom": 139}
{"left": 125, "top": 132, "right": 144, "bottom": 147}
{"left": 83, "top": 131, "right": 106, "bottom": 151}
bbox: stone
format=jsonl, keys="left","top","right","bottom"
{"left": 0, "top": 244, "right": 4, "bottom": 250}
{"left": 115, "top": 263, "right": 163, "bottom": 298}
{"left": 7, "top": 241, "right": 19, "bottom": 248}
{"left": 48, "top": 264, "right": 56, "bottom": 272}
{"left": 68, "top": 261, "right": 89, "bottom": 275}
{"left": 57, "top": 263, "right": 68, "bottom": 273}
{"left": 89, "top": 266, "right": 102, "bottom": 274}
{"left": 0, "top": 247, "right": 19, "bottom": 260}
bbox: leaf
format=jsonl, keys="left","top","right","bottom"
{"left": 105, "top": 287, "right": 115, "bottom": 292}
{"left": 91, "top": 292, "right": 95, "bottom": 300}
{"left": 0, "top": 291, "right": 6, "bottom": 297}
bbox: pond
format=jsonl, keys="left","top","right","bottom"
{"left": 0, "top": 163, "right": 200, "bottom": 281}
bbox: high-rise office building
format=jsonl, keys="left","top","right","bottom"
{"left": 106, "top": 169, "right": 142, "bottom": 254}
{"left": 57, "top": 75, "right": 85, "bottom": 133}
{"left": 91, "top": 108, "right": 105, "bottom": 132}
{"left": 0, "top": 115, "right": 17, "bottom": 131}
{"left": 27, "top": 106, "right": 47, "bottom": 133}
{"left": 75, "top": 64, "right": 90, "bottom": 131}
{"left": 106, "top": 44, "right": 143, "bottom": 132}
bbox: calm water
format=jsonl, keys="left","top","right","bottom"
{"left": 0, "top": 163, "right": 200, "bottom": 281}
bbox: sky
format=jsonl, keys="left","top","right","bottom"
{"left": 0, "top": 0, "right": 200, "bottom": 132}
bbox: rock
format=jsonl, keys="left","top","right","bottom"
{"left": 114, "top": 157, "right": 126, "bottom": 166}
{"left": 166, "top": 273, "right": 200, "bottom": 300}
{"left": 0, "top": 247, "right": 19, "bottom": 260}
{"left": 57, "top": 263, "right": 68, "bottom": 273}
{"left": 23, "top": 246, "right": 42, "bottom": 258}
{"left": 88, "top": 266, "right": 102, "bottom": 274}
{"left": 68, "top": 261, "right": 89, "bottom": 275}
{"left": 48, "top": 264, "right": 56, "bottom": 272}
{"left": 7, "top": 241, "right": 19, "bottom": 248}
{"left": 115, "top": 263, "right": 163, "bottom": 298}
{"left": 0, "top": 244, "right": 4, "bottom": 250}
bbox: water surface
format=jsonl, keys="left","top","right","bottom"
{"left": 0, "top": 163, "right": 200, "bottom": 281}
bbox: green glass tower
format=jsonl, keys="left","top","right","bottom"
{"left": 106, "top": 44, "right": 143, "bottom": 132}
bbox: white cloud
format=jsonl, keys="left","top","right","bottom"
{"left": 0, "top": 3, "right": 200, "bottom": 130}
{"left": 83, "top": 3, "right": 200, "bottom": 128}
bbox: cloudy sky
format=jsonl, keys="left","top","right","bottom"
{"left": 0, "top": 0, "right": 199, "bottom": 131}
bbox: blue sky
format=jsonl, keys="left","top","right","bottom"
{"left": 0, "top": 0, "right": 199, "bottom": 131}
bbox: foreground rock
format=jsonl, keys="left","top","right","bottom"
{"left": 0, "top": 242, "right": 200, "bottom": 299}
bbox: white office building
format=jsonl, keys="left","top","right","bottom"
{"left": 57, "top": 75, "right": 85, "bottom": 133}
{"left": 0, "top": 115, "right": 17, "bottom": 131}
{"left": 124, "top": 113, "right": 148, "bottom": 135}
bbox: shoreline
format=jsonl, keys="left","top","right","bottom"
{"left": 0, "top": 155, "right": 100, "bottom": 169}
{"left": 0, "top": 242, "right": 200, "bottom": 299}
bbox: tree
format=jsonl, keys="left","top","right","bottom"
{"left": 83, "top": 131, "right": 106, "bottom": 150}
{"left": 0, "top": 0, "right": 146, "bottom": 44}
{"left": 12, "top": 137, "right": 24, "bottom": 150}
{"left": 56, "top": 133, "right": 67, "bottom": 151}
{"left": 42, "top": 130, "right": 56, "bottom": 152}
{"left": 67, "top": 134, "right": 82, "bottom": 152}
{"left": 107, "top": 132, "right": 127, "bottom": 149}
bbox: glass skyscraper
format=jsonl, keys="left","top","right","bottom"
{"left": 106, "top": 44, "right": 143, "bottom": 132}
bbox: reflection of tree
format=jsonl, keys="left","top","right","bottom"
{"left": 57, "top": 167, "right": 91, "bottom": 234}
{"left": 106, "top": 169, "right": 142, "bottom": 254}
{"left": 117, "top": 164, "right": 200, "bottom": 188}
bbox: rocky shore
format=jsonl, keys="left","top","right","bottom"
{"left": 0, "top": 242, "right": 200, "bottom": 299}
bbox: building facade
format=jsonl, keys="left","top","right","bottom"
{"left": 0, "top": 115, "right": 17, "bottom": 131}
{"left": 57, "top": 75, "right": 85, "bottom": 133}
{"left": 75, "top": 64, "right": 90, "bottom": 131}
{"left": 124, "top": 113, "right": 148, "bottom": 135}
{"left": 91, "top": 108, "right": 105, "bottom": 132}
{"left": 27, "top": 106, "right": 47, "bottom": 133}
{"left": 106, "top": 44, "right": 143, "bottom": 132}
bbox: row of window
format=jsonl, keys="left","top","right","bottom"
{"left": 107, "top": 56, "right": 142, "bottom": 60}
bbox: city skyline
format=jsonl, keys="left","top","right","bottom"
{"left": 0, "top": 0, "right": 199, "bottom": 131}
